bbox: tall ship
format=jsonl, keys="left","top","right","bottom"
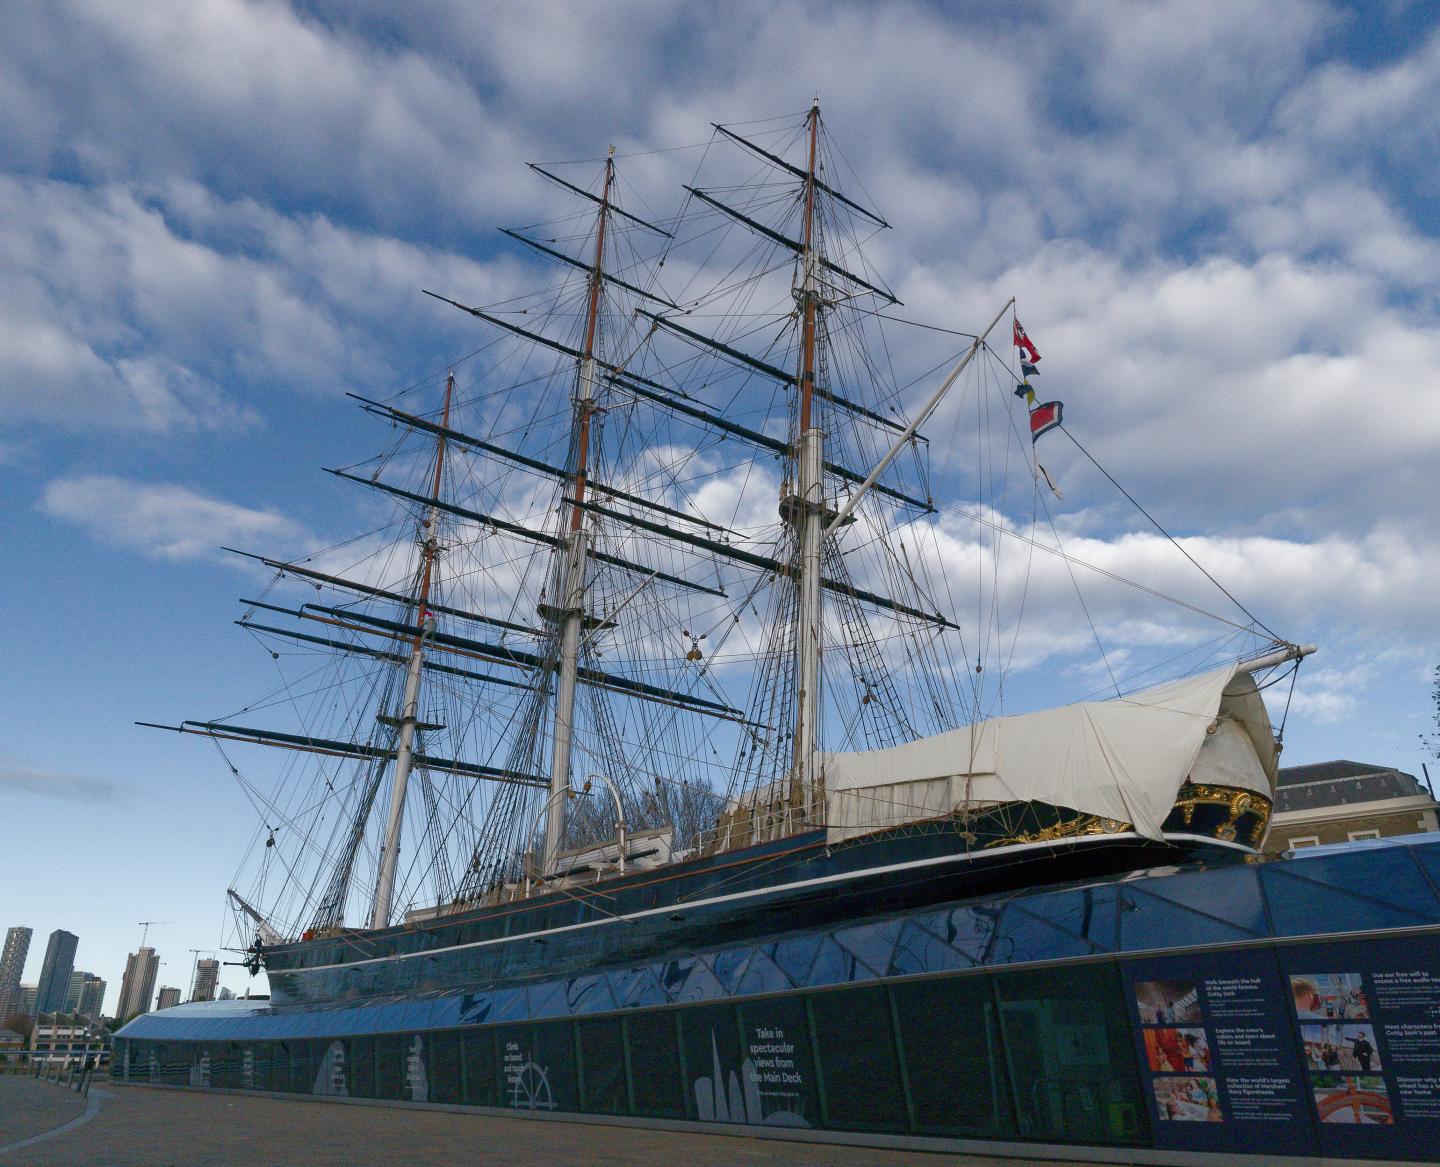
{"left": 119, "top": 107, "right": 1423, "bottom": 1160}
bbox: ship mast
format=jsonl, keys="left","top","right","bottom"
{"left": 370, "top": 371, "right": 454, "bottom": 930}
{"left": 788, "top": 103, "right": 824, "bottom": 822}
{"left": 545, "top": 150, "right": 615, "bottom": 876}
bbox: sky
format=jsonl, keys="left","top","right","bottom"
{"left": 2, "top": 0, "right": 1438, "bottom": 1016}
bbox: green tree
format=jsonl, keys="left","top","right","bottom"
{"left": 2, "top": 1013, "right": 34, "bottom": 1039}
{"left": 1427, "top": 665, "right": 1440, "bottom": 761}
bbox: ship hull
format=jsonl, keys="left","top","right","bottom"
{"left": 260, "top": 784, "right": 1270, "bottom": 1006}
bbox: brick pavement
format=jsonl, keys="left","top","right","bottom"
{"left": 0, "top": 1079, "right": 1118, "bottom": 1166}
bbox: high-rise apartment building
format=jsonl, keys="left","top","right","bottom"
{"left": 117, "top": 948, "right": 159, "bottom": 1022}
{"left": 17, "top": 985, "right": 37, "bottom": 1018}
{"left": 155, "top": 986, "right": 181, "bottom": 1011}
{"left": 64, "top": 971, "right": 106, "bottom": 1020}
{"left": 78, "top": 976, "right": 105, "bottom": 1020}
{"left": 191, "top": 958, "right": 220, "bottom": 1003}
{"left": 35, "top": 930, "right": 79, "bottom": 1015}
{"left": 0, "top": 926, "right": 32, "bottom": 1019}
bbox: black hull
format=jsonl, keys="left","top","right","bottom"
{"left": 263, "top": 790, "right": 1268, "bottom": 1006}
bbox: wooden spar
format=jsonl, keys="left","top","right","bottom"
{"left": 225, "top": 546, "right": 540, "bottom": 637}
{"left": 711, "top": 122, "right": 889, "bottom": 228}
{"left": 326, "top": 469, "right": 724, "bottom": 595}
{"left": 136, "top": 720, "right": 546, "bottom": 788}
{"left": 499, "top": 229, "right": 678, "bottom": 308}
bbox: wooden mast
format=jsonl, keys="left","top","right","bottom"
{"left": 371, "top": 371, "right": 455, "bottom": 929}
{"left": 789, "top": 103, "right": 824, "bottom": 824}
{"left": 545, "top": 150, "right": 614, "bottom": 876}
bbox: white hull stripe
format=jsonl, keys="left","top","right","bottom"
{"left": 285, "top": 830, "right": 1253, "bottom": 976}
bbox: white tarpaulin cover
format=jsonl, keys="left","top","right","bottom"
{"left": 823, "top": 662, "right": 1276, "bottom": 844}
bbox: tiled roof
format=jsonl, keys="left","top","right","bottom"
{"left": 1275, "top": 759, "right": 1431, "bottom": 812}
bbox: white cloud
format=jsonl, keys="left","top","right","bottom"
{"left": 0, "top": 759, "right": 117, "bottom": 802}
{"left": 39, "top": 475, "right": 309, "bottom": 562}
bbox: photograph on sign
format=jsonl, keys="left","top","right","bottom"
{"left": 1153, "top": 1075, "right": 1223, "bottom": 1122}
{"left": 1134, "top": 980, "right": 1202, "bottom": 1026}
{"left": 1291, "top": 973, "right": 1370, "bottom": 1021}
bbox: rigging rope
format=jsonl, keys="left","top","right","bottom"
{"left": 1058, "top": 425, "right": 1282, "bottom": 642}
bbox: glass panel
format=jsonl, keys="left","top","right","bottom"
{"left": 678, "top": 1003, "right": 742, "bottom": 1122}
{"left": 1018, "top": 885, "right": 1118, "bottom": 951}
{"left": 1263, "top": 847, "right": 1440, "bottom": 936}
{"left": 807, "top": 936, "right": 867, "bottom": 988}
{"left": 995, "top": 904, "right": 1104, "bottom": 964}
{"left": 566, "top": 973, "right": 618, "bottom": 1015}
{"left": 893, "top": 975, "right": 1015, "bottom": 1138}
{"left": 458, "top": 990, "right": 494, "bottom": 1026}
{"left": 611, "top": 965, "right": 665, "bottom": 1009}
{"left": 578, "top": 1017, "right": 626, "bottom": 1114}
{"left": 811, "top": 986, "right": 904, "bottom": 1132}
{"left": 1406, "top": 837, "right": 1440, "bottom": 894}
{"left": 736, "top": 996, "right": 818, "bottom": 1128}
{"left": 940, "top": 903, "right": 1007, "bottom": 964}
{"left": 769, "top": 933, "right": 823, "bottom": 985}
{"left": 888, "top": 918, "right": 975, "bottom": 977}
{"left": 461, "top": 1029, "right": 497, "bottom": 1107}
{"left": 656, "top": 956, "right": 696, "bottom": 999}
{"left": 1132, "top": 863, "right": 1268, "bottom": 938}
{"left": 626, "top": 1011, "right": 684, "bottom": 1118}
{"left": 489, "top": 987, "right": 530, "bottom": 1023}
{"left": 251, "top": 1043, "right": 275, "bottom": 1092}
{"left": 670, "top": 957, "right": 724, "bottom": 1004}
{"left": 709, "top": 947, "right": 753, "bottom": 993}
{"left": 428, "top": 1032, "right": 462, "bottom": 1105}
{"left": 831, "top": 920, "right": 900, "bottom": 980}
{"left": 994, "top": 963, "right": 1147, "bottom": 1146}
{"left": 734, "top": 949, "right": 792, "bottom": 996}
{"left": 375, "top": 1035, "right": 406, "bottom": 1100}
{"left": 1118, "top": 885, "right": 1262, "bottom": 952}
{"left": 526, "top": 978, "right": 567, "bottom": 1021}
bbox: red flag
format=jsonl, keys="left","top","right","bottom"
{"left": 1013, "top": 318, "right": 1041, "bottom": 363}
{"left": 1029, "top": 400, "right": 1062, "bottom": 443}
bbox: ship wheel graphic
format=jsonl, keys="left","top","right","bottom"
{"left": 509, "top": 1061, "right": 556, "bottom": 1110}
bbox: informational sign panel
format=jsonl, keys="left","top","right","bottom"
{"left": 1278, "top": 934, "right": 1440, "bottom": 1162}
{"left": 1121, "top": 949, "right": 1316, "bottom": 1156}
{"left": 1124, "top": 934, "right": 1440, "bottom": 1161}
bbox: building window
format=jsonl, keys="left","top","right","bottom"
{"left": 1288, "top": 836, "right": 1320, "bottom": 849}
{"left": 1347, "top": 829, "right": 1381, "bottom": 842}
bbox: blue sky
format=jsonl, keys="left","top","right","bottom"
{"left": 2, "top": 0, "right": 1438, "bottom": 1014}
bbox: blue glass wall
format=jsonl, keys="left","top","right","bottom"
{"left": 114, "top": 836, "right": 1440, "bottom": 1161}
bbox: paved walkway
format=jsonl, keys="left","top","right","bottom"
{"left": 0, "top": 1079, "right": 1124, "bottom": 1166}
{"left": 0, "top": 1076, "right": 86, "bottom": 1149}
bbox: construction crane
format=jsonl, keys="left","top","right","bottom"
{"left": 137, "top": 921, "right": 170, "bottom": 947}
{"left": 186, "top": 949, "right": 217, "bottom": 1003}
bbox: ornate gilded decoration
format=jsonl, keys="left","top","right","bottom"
{"left": 975, "top": 782, "right": 1273, "bottom": 853}
{"left": 1171, "top": 782, "right": 1272, "bottom": 846}
{"left": 983, "top": 813, "right": 1132, "bottom": 848}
